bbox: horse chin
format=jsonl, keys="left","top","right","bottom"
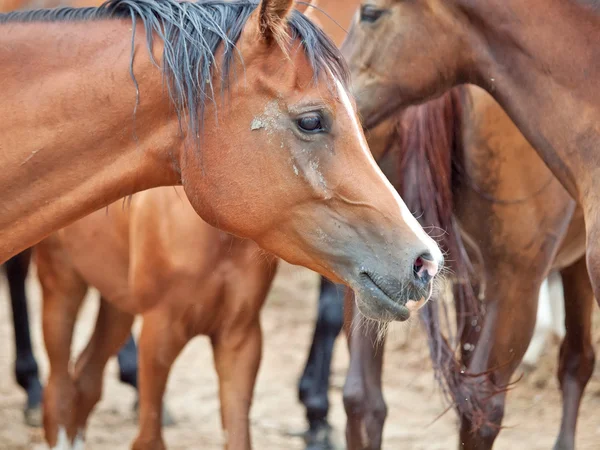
{"left": 352, "top": 271, "right": 434, "bottom": 322}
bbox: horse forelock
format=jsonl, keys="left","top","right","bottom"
{"left": 0, "top": 0, "right": 349, "bottom": 148}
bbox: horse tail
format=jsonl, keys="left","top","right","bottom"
{"left": 393, "top": 88, "right": 492, "bottom": 430}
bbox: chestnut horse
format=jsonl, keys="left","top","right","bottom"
{"left": 0, "top": 0, "right": 443, "bottom": 324}
{"left": 36, "top": 186, "right": 278, "bottom": 450}
{"left": 0, "top": 0, "right": 171, "bottom": 428}
{"left": 342, "top": 88, "right": 594, "bottom": 450}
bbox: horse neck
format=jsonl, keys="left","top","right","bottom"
{"left": 305, "top": 0, "right": 359, "bottom": 47}
{"left": 0, "top": 19, "right": 182, "bottom": 262}
{"left": 459, "top": 0, "right": 600, "bottom": 199}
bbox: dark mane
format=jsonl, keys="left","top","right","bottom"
{"left": 385, "top": 88, "right": 491, "bottom": 429}
{"left": 0, "top": 0, "right": 348, "bottom": 146}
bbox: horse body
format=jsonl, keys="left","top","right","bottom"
{"left": 342, "top": 2, "right": 600, "bottom": 447}
{"left": 37, "top": 186, "right": 277, "bottom": 449}
{"left": 341, "top": 0, "right": 600, "bottom": 314}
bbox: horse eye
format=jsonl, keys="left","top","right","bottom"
{"left": 297, "top": 114, "right": 324, "bottom": 134}
{"left": 360, "top": 5, "right": 386, "bottom": 23}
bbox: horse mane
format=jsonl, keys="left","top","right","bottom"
{"left": 389, "top": 88, "right": 491, "bottom": 430}
{"left": 0, "top": 0, "right": 348, "bottom": 147}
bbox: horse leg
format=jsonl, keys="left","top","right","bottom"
{"left": 36, "top": 238, "right": 88, "bottom": 447}
{"left": 71, "top": 297, "right": 135, "bottom": 445}
{"left": 120, "top": 331, "right": 177, "bottom": 427}
{"left": 5, "top": 249, "right": 43, "bottom": 426}
{"left": 211, "top": 319, "right": 262, "bottom": 450}
{"left": 132, "top": 311, "right": 187, "bottom": 450}
{"left": 298, "top": 276, "right": 344, "bottom": 450}
{"left": 343, "top": 291, "right": 387, "bottom": 450}
{"left": 521, "top": 278, "right": 553, "bottom": 370}
{"left": 458, "top": 272, "right": 541, "bottom": 450}
{"left": 553, "top": 257, "right": 595, "bottom": 450}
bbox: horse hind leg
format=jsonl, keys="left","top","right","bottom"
{"left": 5, "top": 249, "right": 43, "bottom": 426}
{"left": 553, "top": 257, "right": 595, "bottom": 450}
{"left": 36, "top": 238, "right": 88, "bottom": 448}
{"left": 71, "top": 297, "right": 135, "bottom": 447}
{"left": 298, "top": 276, "right": 344, "bottom": 450}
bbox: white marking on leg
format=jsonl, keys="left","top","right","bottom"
{"left": 547, "top": 271, "right": 565, "bottom": 339}
{"left": 72, "top": 430, "right": 85, "bottom": 450}
{"left": 50, "top": 427, "right": 72, "bottom": 450}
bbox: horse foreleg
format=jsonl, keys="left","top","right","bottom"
{"left": 71, "top": 297, "right": 135, "bottom": 445}
{"left": 132, "top": 310, "right": 187, "bottom": 450}
{"left": 343, "top": 291, "right": 387, "bottom": 450}
{"left": 211, "top": 319, "right": 262, "bottom": 450}
{"left": 458, "top": 273, "right": 540, "bottom": 450}
{"left": 553, "top": 257, "right": 595, "bottom": 450}
{"left": 298, "top": 276, "right": 344, "bottom": 450}
{"left": 37, "top": 237, "right": 88, "bottom": 448}
{"left": 5, "top": 248, "right": 43, "bottom": 426}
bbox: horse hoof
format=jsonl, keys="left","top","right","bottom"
{"left": 24, "top": 405, "right": 43, "bottom": 427}
{"left": 304, "top": 423, "right": 341, "bottom": 450}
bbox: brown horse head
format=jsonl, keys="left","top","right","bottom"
{"left": 0, "top": 0, "right": 442, "bottom": 320}
{"left": 341, "top": 0, "right": 471, "bottom": 128}
{"left": 172, "top": 0, "right": 443, "bottom": 321}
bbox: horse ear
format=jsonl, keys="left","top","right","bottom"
{"left": 258, "top": 0, "right": 294, "bottom": 45}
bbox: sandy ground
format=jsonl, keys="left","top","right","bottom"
{"left": 2, "top": 262, "right": 600, "bottom": 449}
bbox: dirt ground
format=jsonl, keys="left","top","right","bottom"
{"left": 2, "top": 262, "right": 600, "bottom": 449}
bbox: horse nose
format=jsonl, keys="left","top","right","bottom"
{"left": 413, "top": 253, "right": 439, "bottom": 284}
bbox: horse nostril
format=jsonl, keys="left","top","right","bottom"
{"left": 413, "top": 252, "right": 439, "bottom": 284}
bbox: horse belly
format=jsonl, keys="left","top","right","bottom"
{"left": 59, "top": 207, "right": 132, "bottom": 310}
